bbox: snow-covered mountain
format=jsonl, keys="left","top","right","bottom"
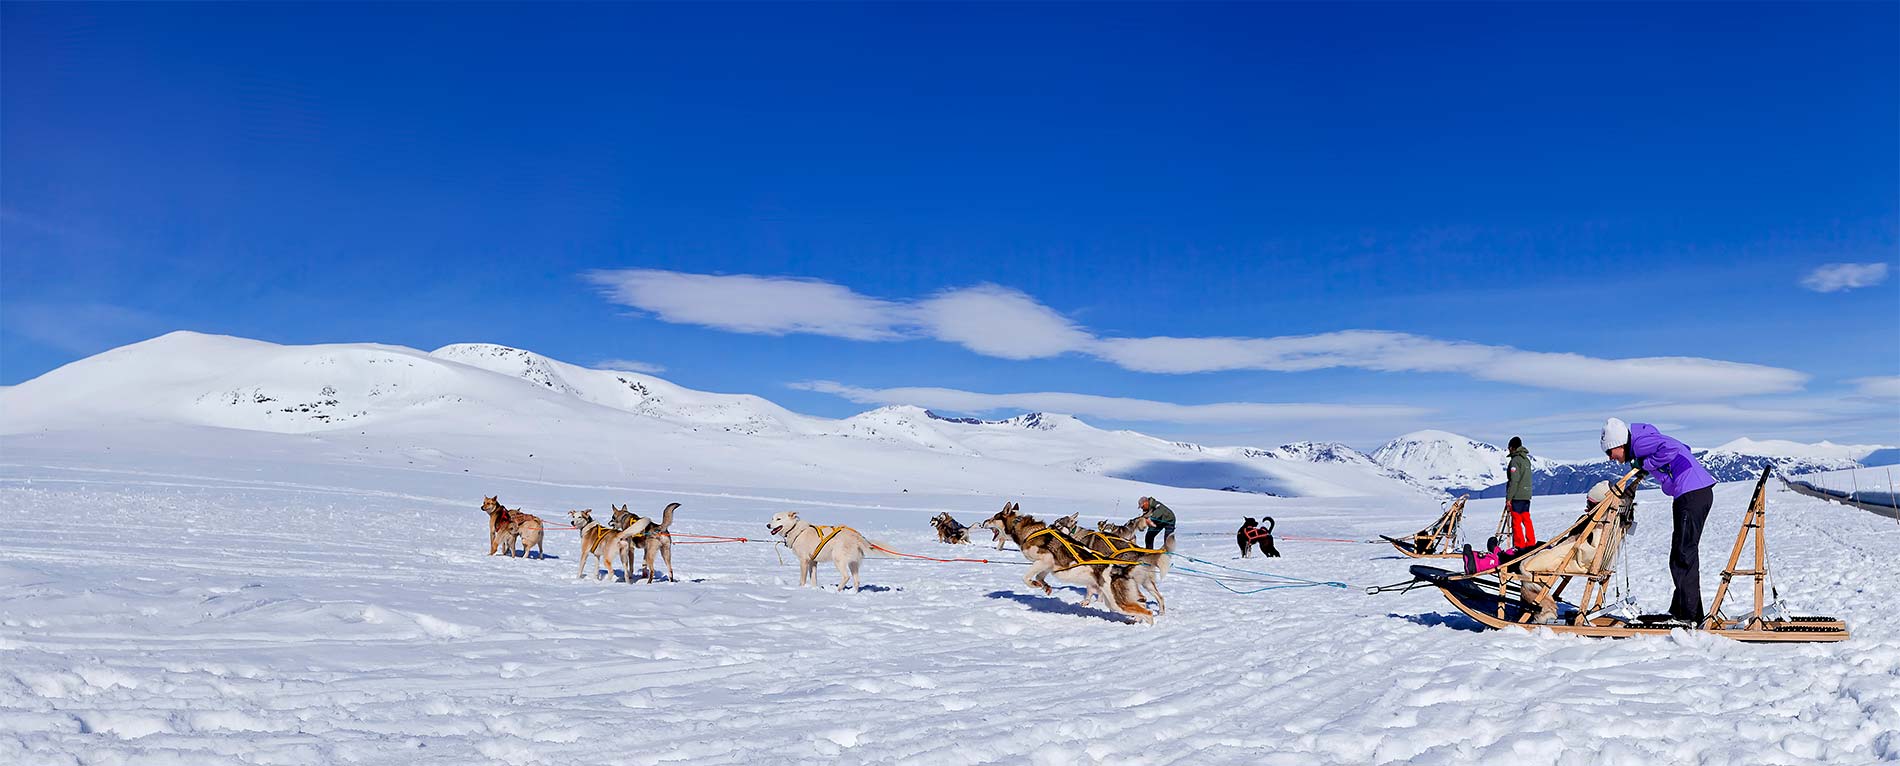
{"left": 1711, "top": 437, "right": 1891, "bottom": 463}
{"left": 1464, "top": 450, "right": 1863, "bottom": 499}
{"left": 1369, "top": 430, "right": 1547, "bottom": 492}
{"left": 0, "top": 332, "right": 1429, "bottom": 499}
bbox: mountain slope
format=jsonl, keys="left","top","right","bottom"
{"left": 0, "top": 332, "right": 1426, "bottom": 499}
{"left": 1370, "top": 430, "right": 1526, "bottom": 490}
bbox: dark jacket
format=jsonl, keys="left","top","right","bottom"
{"left": 1505, "top": 447, "right": 1534, "bottom": 501}
{"left": 1145, "top": 499, "right": 1177, "bottom": 527}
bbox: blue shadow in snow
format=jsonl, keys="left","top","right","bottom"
{"left": 1106, "top": 459, "right": 1288, "bottom": 495}
{"left": 1393, "top": 611, "right": 1488, "bottom": 633}
{"left": 985, "top": 590, "right": 1136, "bottom": 624}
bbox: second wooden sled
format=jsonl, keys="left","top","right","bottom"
{"left": 1403, "top": 466, "right": 1848, "bottom": 643}
{"left": 1381, "top": 494, "right": 1469, "bottom": 558}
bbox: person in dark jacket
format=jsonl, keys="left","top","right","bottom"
{"left": 1138, "top": 496, "right": 1176, "bottom": 548}
{"left": 1602, "top": 417, "right": 1718, "bottom": 624}
{"left": 1503, "top": 436, "right": 1536, "bottom": 548}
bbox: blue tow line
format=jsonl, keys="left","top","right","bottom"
{"left": 1166, "top": 552, "right": 1350, "bottom": 594}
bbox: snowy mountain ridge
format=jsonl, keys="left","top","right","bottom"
{"left": 0, "top": 332, "right": 1430, "bottom": 499}
{"left": 1368, "top": 429, "right": 1551, "bottom": 491}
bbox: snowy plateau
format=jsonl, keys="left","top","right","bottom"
{"left": 0, "top": 332, "right": 1895, "bottom": 765}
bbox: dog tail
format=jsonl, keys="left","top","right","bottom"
{"left": 1264, "top": 516, "right": 1275, "bottom": 533}
{"left": 655, "top": 502, "right": 679, "bottom": 532}
{"left": 861, "top": 538, "right": 902, "bottom": 558}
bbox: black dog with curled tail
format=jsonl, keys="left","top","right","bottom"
{"left": 1235, "top": 516, "right": 1282, "bottom": 558}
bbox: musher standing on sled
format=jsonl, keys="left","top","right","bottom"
{"left": 1503, "top": 436, "right": 1536, "bottom": 548}
{"left": 1138, "top": 496, "right": 1176, "bottom": 548}
{"left": 1601, "top": 417, "right": 1717, "bottom": 624}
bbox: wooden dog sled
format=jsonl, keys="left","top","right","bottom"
{"left": 1381, "top": 495, "right": 1470, "bottom": 558}
{"left": 1405, "top": 466, "right": 1848, "bottom": 643}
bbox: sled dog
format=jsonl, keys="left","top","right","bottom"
{"left": 483, "top": 496, "right": 544, "bottom": 558}
{"left": 767, "top": 511, "right": 875, "bottom": 591}
{"left": 1237, "top": 517, "right": 1281, "bottom": 558}
{"left": 982, "top": 502, "right": 1154, "bottom": 623}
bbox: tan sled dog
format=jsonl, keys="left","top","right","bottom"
{"left": 981, "top": 502, "right": 1154, "bottom": 623}
{"left": 611, "top": 503, "right": 678, "bottom": 583}
{"left": 569, "top": 509, "right": 625, "bottom": 580}
{"left": 482, "top": 496, "right": 544, "bottom": 558}
{"left": 767, "top": 511, "right": 874, "bottom": 591}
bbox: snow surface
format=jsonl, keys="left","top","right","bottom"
{"left": 2, "top": 427, "right": 1897, "bottom": 765}
{"left": 2, "top": 333, "right": 1897, "bottom": 764}
{"left": 1796, "top": 465, "right": 1899, "bottom": 496}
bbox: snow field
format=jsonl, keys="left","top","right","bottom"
{"left": 2, "top": 454, "right": 1897, "bottom": 765}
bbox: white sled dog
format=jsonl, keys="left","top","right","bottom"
{"left": 766, "top": 511, "right": 879, "bottom": 591}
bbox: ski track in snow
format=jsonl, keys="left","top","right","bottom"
{"left": 2, "top": 459, "right": 1898, "bottom": 765}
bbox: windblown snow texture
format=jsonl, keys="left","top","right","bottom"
{"left": 0, "top": 436, "right": 1894, "bottom": 765}
{"left": 2, "top": 332, "right": 1896, "bottom": 764}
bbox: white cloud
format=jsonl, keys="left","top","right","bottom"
{"left": 584, "top": 269, "right": 908, "bottom": 340}
{"left": 790, "top": 380, "right": 1431, "bottom": 425}
{"left": 913, "top": 284, "right": 1094, "bottom": 360}
{"left": 595, "top": 358, "right": 666, "bottom": 374}
{"left": 1091, "top": 331, "right": 1803, "bottom": 397}
{"left": 1850, "top": 376, "right": 1900, "bottom": 399}
{"left": 1799, "top": 262, "right": 1889, "bottom": 293}
{"left": 588, "top": 269, "right": 1809, "bottom": 398}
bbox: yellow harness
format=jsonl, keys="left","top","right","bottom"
{"left": 1024, "top": 527, "right": 1143, "bottom": 571}
{"left": 1084, "top": 530, "right": 1164, "bottom": 557}
{"left": 795, "top": 523, "right": 852, "bottom": 557}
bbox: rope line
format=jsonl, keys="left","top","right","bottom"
{"left": 1166, "top": 552, "right": 1350, "bottom": 590}
{"left": 868, "top": 542, "right": 1027, "bottom": 566}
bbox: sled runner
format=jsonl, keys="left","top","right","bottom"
{"left": 1381, "top": 494, "right": 1468, "bottom": 558}
{"left": 1405, "top": 466, "right": 1848, "bottom": 643}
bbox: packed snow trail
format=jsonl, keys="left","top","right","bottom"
{"left": 2, "top": 455, "right": 1897, "bottom": 765}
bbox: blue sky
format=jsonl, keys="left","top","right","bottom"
{"left": 3, "top": 2, "right": 1896, "bottom": 459}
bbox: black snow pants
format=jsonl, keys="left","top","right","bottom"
{"left": 1668, "top": 486, "right": 1715, "bottom": 622}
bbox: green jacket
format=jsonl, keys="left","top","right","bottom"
{"left": 1144, "top": 499, "right": 1177, "bottom": 527}
{"left": 1505, "top": 447, "right": 1534, "bottom": 501}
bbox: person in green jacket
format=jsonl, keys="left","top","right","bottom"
{"left": 1503, "top": 436, "right": 1536, "bottom": 548}
{"left": 1138, "top": 496, "right": 1176, "bottom": 548}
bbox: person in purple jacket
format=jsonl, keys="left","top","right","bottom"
{"left": 1600, "top": 417, "right": 1718, "bottom": 624}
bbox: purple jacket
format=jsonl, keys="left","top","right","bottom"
{"left": 1628, "top": 422, "right": 1717, "bottom": 497}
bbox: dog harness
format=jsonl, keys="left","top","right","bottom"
{"left": 1084, "top": 530, "right": 1166, "bottom": 556}
{"left": 1023, "top": 527, "right": 1150, "bottom": 571}
{"left": 788, "top": 523, "right": 853, "bottom": 557}
{"left": 1244, "top": 527, "right": 1275, "bottom": 541}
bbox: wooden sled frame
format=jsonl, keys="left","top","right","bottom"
{"left": 1382, "top": 494, "right": 1468, "bottom": 558}
{"left": 1411, "top": 466, "right": 1849, "bottom": 643}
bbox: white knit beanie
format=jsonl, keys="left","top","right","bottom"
{"left": 1600, "top": 417, "right": 1629, "bottom": 454}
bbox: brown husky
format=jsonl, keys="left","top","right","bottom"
{"left": 482, "top": 496, "right": 544, "bottom": 558}
{"left": 1096, "top": 514, "right": 1152, "bottom": 541}
{"left": 929, "top": 512, "right": 971, "bottom": 545}
{"left": 610, "top": 502, "right": 678, "bottom": 583}
{"left": 1077, "top": 525, "right": 1171, "bottom": 615}
{"left": 981, "top": 502, "right": 1154, "bottom": 623}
